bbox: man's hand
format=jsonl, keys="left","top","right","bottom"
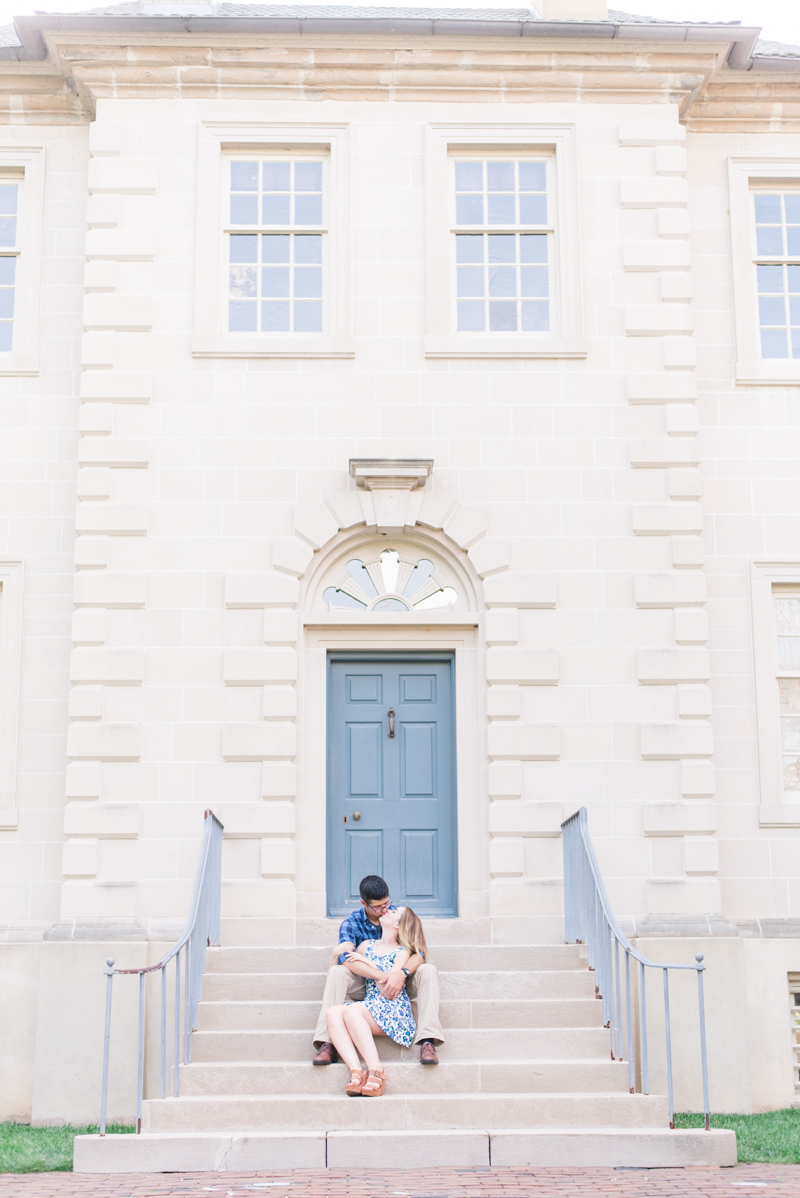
{"left": 378, "top": 968, "right": 405, "bottom": 1001}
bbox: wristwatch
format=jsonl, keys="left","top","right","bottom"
{"left": 401, "top": 967, "right": 411, "bottom": 977}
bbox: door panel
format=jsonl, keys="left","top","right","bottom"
{"left": 328, "top": 655, "right": 456, "bottom": 917}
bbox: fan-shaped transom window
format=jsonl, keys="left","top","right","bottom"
{"left": 323, "top": 549, "right": 458, "bottom": 612}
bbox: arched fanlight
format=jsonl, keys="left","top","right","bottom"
{"left": 323, "top": 549, "right": 457, "bottom": 612}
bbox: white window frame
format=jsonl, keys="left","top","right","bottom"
{"left": 0, "top": 558, "right": 25, "bottom": 828}
{"left": 424, "top": 123, "right": 586, "bottom": 360}
{"left": 729, "top": 157, "right": 800, "bottom": 386}
{"left": 751, "top": 559, "right": 800, "bottom": 827}
{"left": 0, "top": 146, "right": 45, "bottom": 377}
{"left": 193, "top": 123, "right": 353, "bottom": 359}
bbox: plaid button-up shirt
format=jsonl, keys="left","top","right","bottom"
{"left": 336, "top": 906, "right": 396, "bottom": 965}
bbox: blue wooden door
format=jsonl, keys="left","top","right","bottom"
{"left": 327, "top": 654, "right": 457, "bottom": 917}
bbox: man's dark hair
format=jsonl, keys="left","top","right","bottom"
{"left": 360, "top": 875, "right": 389, "bottom": 903}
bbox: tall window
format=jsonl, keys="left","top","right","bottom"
{"left": 775, "top": 588, "right": 800, "bottom": 792}
{"left": 226, "top": 158, "right": 324, "bottom": 335}
{"left": 753, "top": 190, "right": 800, "bottom": 360}
{"left": 0, "top": 177, "right": 19, "bottom": 354}
{"left": 453, "top": 157, "right": 550, "bottom": 334}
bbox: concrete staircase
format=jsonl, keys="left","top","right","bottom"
{"left": 74, "top": 918, "right": 736, "bottom": 1171}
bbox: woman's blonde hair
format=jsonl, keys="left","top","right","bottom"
{"left": 397, "top": 907, "right": 430, "bottom": 964}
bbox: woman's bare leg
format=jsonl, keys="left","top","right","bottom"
{"left": 325, "top": 1004, "right": 362, "bottom": 1072}
{"left": 343, "top": 1003, "right": 384, "bottom": 1072}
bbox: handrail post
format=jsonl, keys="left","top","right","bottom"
{"left": 640, "top": 959, "right": 649, "bottom": 1095}
{"left": 174, "top": 949, "right": 181, "bottom": 1096}
{"left": 696, "top": 952, "right": 711, "bottom": 1130}
{"left": 99, "top": 957, "right": 115, "bottom": 1137}
{"left": 624, "top": 948, "right": 634, "bottom": 1093}
{"left": 663, "top": 967, "right": 675, "bottom": 1129}
{"left": 160, "top": 965, "right": 166, "bottom": 1100}
{"left": 136, "top": 970, "right": 145, "bottom": 1134}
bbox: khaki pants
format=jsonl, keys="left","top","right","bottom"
{"left": 313, "top": 962, "right": 444, "bottom": 1047}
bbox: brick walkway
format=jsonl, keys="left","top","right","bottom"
{"left": 0, "top": 1165, "right": 798, "bottom": 1198}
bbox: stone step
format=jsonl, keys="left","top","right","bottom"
{"left": 219, "top": 916, "right": 565, "bottom": 949}
{"left": 143, "top": 1091, "right": 670, "bottom": 1134}
{"left": 205, "top": 944, "right": 585, "bottom": 974}
{"left": 191, "top": 1026, "right": 612, "bottom": 1062}
{"left": 175, "top": 1059, "right": 631, "bottom": 1096}
{"left": 196, "top": 995, "right": 603, "bottom": 1032}
{"left": 201, "top": 969, "right": 596, "bottom": 1003}
{"left": 74, "top": 1127, "right": 738, "bottom": 1173}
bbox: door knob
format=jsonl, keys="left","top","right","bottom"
{"left": 352, "top": 811, "right": 361, "bottom": 821}
{"left": 387, "top": 709, "right": 395, "bottom": 738}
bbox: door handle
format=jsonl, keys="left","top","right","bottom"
{"left": 352, "top": 811, "right": 361, "bottom": 821}
{"left": 387, "top": 709, "right": 395, "bottom": 738}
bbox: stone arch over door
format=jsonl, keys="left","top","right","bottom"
{"left": 221, "top": 473, "right": 562, "bottom": 924}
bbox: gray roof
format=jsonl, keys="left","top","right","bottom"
{"left": 0, "top": 2, "right": 798, "bottom": 68}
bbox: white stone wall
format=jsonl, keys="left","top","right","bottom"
{"left": 1, "top": 100, "right": 800, "bottom": 937}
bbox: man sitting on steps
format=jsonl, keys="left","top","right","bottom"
{"left": 312, "top": 874, "right": 443, "bottom": 1066}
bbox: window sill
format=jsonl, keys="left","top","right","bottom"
{"left": 424, "top": 335, "right": 588, "bottom": 360}
{"left": 192, "top": 335, "right": 355, "bottom": 359}
{"left": 759, "top": 803, "right": 800, "bottom": 827}
{"left": 0, "top": 354, "right": 39, "bottom": 377}
{"left": 736, "top": 360, "right": 800, "bottom": 386}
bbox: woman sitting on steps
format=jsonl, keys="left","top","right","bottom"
{"left": 325, "top": 906, "right": 429, "bottom": 1097}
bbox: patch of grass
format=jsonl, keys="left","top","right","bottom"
{"left": 676, "top": 1108, "right": 800, "bottom": 1163}
{"left": 0, "top": 1122, "right": 134, "bottom": 1173}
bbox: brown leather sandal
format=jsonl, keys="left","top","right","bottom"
{"left": 361, "top": 1068, "right": 385, "bottom": 1097}
{"left": 345, "top": 1067, "right": 367, "bottom": 1097}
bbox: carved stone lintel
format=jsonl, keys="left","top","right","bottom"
{"left": 349, "top": 459, "right": 433, "bottom": 535}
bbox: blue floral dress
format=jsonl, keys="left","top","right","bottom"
{"left": 360, "top": 940, "right": 416, "bottom": 1047}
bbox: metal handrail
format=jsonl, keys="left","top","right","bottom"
{"left": 562, "top": 807, "right": 710, "bottom": 1130}
{"left": 99, "top": 808, "right": 223, "bottom": 1135}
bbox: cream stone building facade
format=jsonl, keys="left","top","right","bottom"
{"left": 1, "top": 0, "right": 800, "bottom": 1158}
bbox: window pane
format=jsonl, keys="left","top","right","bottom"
{"left": 456, "top": 235, "right": 483, "bottom": 263}
{"left": 455, "top": 161, "right": 482, "bottom": 191}
{"left": 457, "top": 301, "right": 484, "bottom": 331}
{"left": 229, "top": 300, "right": 257, "bottom": 332}
{"left": 789, "top": 266, "right": 800, "bottom": 293}
{"left": 262, "top": 162, "right": 290, "bottom": 191}
{"left": 262, "top": 194, "right": 290, "bottom": 224}
{"left": 521, "top": 267, "right": 548, "bottom": 297}
{"left": 487, "top": 161, "right": 514, "bottom": 191}
{"left": 457, "top": 267, "right": 484, "bottom": 297}
{"left": 779, "top": 677, "right": 800, "bottom": 713}
{"left": 229, "top": 265, "right": 256, "bottom": 298}
{"left": 787, "top": 227, "right": 800, "bottom": 255}
{"left": 487, "top": 194, "right": 515, "bottom": 224}
{"left": 521, "top": 234, "right": 547, "bottom": 264}
{"left": 778, "top": 636, "right": 800, "bottom": 670}
{"left": 755, "top": 193, "right": 782, "bottom": 223}
{"left": 230, "top": 234, "right": 257, "bottom": 263}
{"left": 0, "top": 257, "right": 15, "bottom": 285}
{"left": 456, "top": 194, "right": 483, "bottom": 225}
{"left": 761, "top": 328, "right": 788, "bottom": 358}
{"left": 294, "top": 266, "right": 322, "bottom": 298}
{"left": 262, "top": 300, "right": 290, "bottom": 332}
{"left": 757, "top": 226, "right": 784, "bottom": 255}
{"left": 262, "top": 267, "right": 290, "bottom": 297}
{"left": 262, "top": 235, "right": 290, "bottom": 263}
{"left": 230, "top": 194, "right": 257, "bottom": 225}
{"left": 782, "top": 716, "right": 800, "bottom": 752}
{"left": 295, "top": 161, "right": 322, "bottom": 191}
{"left": 295, "top": 235, "right": 322, "bottom": 264}
{"left": 488, "top": 266, "right": 516, "bottom": 297}
{"left": 489, "top": 300, "right": 516, "bottom": 331}
{"left": 777, "top": 598, "right": 800, "bottom": 634}
{"left": 519, "top": 194, "right": 547, "bottom": 224}
{"left": 0, "top": 216, "right": 17, "bottom": 247}
{"left": 792, "top": 329, "right": 800, "bottom": 357}
{"left": 759, "top": 296, "right": 786, "bottom": 325}
{"left": 784, "top": 757, "right": 800, "bottom": 790}
{"left": 0, "top": 185, "right": 18, "bottom": 214}
{"left": 488, "top": 234, "right": 515, "bottom": 263}
{"left": 522, "top": 301, "right": 549, "bottom": 332}
{"left": 231, "top": 161, "right": 258, "bottom": 190}
{"left": 0, "top": 321, "right": 11, "bottom": 351}
{"left": 757, "top": 264, "right": 784, "bottom": 292}
{"left": 519, "top": 161, "right": 546, "bottom": 192}
{"left": 295, "top": 194, "right": 322, "bottom": 225}
{"left": 294, "top": 301, "right": 322, "bottom": 332}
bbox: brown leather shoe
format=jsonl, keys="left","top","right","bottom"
{"left": 419, "top": 1041, "right": 439, "bottom": 1065}
{"left": 313, "top": 1041, "right": 339, "bottom": 1065}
